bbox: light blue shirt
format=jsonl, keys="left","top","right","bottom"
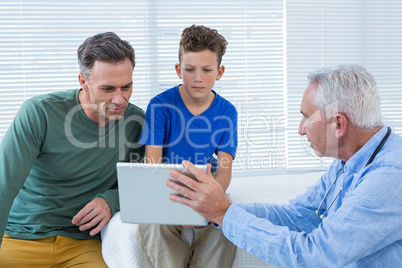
{"left": 222, "top": 126, "right": 402, "bottom": 267}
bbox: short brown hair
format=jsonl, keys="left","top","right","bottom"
{"left": 178, "top": 25, "right": 227, "bottom": 66}
{"left": 77, "top": 32, "right": 135, "bottom": 79}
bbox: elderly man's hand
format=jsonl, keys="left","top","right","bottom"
{"left": 72, "top": 197, "right": 112, "bottom": 236}
{"left": 166, "top": 161, "right": 232, "bottom": 226}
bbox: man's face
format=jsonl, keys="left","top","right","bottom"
{"left": 80, "top": 58, "right": 133, "bottom": 125}
{"left": 298, "top": 82, "right": 338, "bottom": 158}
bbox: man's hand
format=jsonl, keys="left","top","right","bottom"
{"left": 72, "top": 197, "right": 112, "bottom": 236}
{"left": 166, "top": 161, "right": 232, "bottom": 226}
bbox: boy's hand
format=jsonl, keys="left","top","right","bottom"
{"left": 167, "top": 161, "right": 231, "bottom": 226}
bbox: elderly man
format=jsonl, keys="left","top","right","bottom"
{"left": 167, "top": 64, "right": 402, "bottom": 267}
{"left": 0, "top": 32, "right": 144, "bottom": 267}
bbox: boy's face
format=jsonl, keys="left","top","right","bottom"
{"left": 175, "top": 49, "right": 225, "bottom": 102}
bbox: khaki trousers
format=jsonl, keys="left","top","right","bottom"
{"left": 137, "top": 223, "right": 236, "bottom": 268}
{"left": 0, "top": 234, "right": 107, "bottom": 268}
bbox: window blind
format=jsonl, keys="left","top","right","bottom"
{"left": 1, "top": 0, "right": 401, "bottom": 174}
{"left": 0, "top": 0, "right": 285, "bottom": 173}
{"left": 286, "top": 0, "right": 402, "bottom": 169}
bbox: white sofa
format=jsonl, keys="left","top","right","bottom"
{"left": 101, "top": 171, "right": 323, "bottom": 268}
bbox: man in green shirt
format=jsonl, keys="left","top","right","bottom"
{"left": 0, "top": 32, "right": 144, "bottom": 267}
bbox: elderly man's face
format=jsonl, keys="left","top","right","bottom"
{"left": 298, "top": 83, "right": 338, "bottom": 158}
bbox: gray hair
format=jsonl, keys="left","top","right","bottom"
{"left": 307, "top": 64, "right": 383, "bottom": 129}
{"left": 77, "top": 32, "right": 135, "bottom": 79}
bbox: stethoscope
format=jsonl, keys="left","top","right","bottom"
{"left": 315, "top": 127, "right": 392, "bottom": 219}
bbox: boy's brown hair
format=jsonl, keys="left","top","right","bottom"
{"left": 178, "top": 25, "right": 227, "bottom": 67}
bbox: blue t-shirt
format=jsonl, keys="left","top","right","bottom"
{"left": 139, "top": 85, "right": 237, "bottom": 167}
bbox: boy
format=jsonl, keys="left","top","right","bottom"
{"left": 137, "top": 25, "right": 238, "bottom": 268}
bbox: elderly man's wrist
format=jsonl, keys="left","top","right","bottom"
{"left": 215, "top": 201, "right": 232, "bottom": 226}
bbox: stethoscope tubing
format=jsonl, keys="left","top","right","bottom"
{"left": 316, "top": 127, "right": 392, "bottom": 219}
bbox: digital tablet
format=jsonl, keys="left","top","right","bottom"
{"left": 116, "top": 162, "right": 208, "bottom": 226}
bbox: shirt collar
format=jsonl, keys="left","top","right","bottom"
{"left": 343, "top": 126, "right": 388, "bottom": 174}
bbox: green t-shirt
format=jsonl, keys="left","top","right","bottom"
{"left": 0, "top": 89, "right": 144, "bottom": 244}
